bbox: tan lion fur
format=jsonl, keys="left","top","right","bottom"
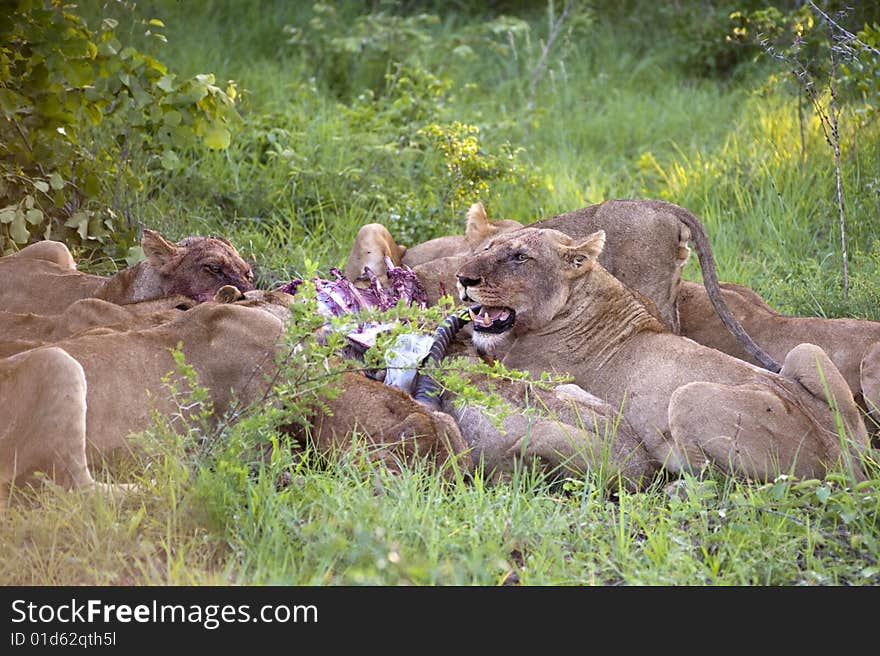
{"left": 0, "top": 289, "right": 469, "bottom": 503}
{"left": 0, "top": 296, "right": 195, "bottom": 355}
{"left": 440, "top": 370, "right": 658, "bottom": 491}
{"left": 455, "top": 227, "right": 871, "bottom": 481}
{"left": 678, "top": 278, "right": 880, "bottom": 425}
{"left": 0, "top": 229, "right": 255, "bottom": 314}
{"left": 0, "top": 347, "right": 134, "bottom": 510}
{"left": 7, "top": 239, "right": 79, "bottom": 269}
{"left": 345, "top": 200, "right": 780, "bottom": 371}
{"left": 342, "top": 223, "right": 408, "bottom": 282}
{"left": 402, "top": 203, "right": 524, "bottom": 268}
{"left": 529, "top": 199, "right": 692, "bottom": 333}
{"left": 342, "top": 203, "right": 523, "bottom": 301}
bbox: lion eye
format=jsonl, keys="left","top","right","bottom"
{"left": 512, "top": 252, "right": 529, "bottom": 263}
{"left": 204, "top": 263, "right": 222, "bottom": 274}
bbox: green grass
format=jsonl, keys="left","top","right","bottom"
{"left": 3, "top": 1, "right": 880, "bottom": 585}
{"left": 3, "top": 445, "right": 876, "bottom": 585}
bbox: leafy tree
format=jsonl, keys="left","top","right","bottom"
{"left": 0, "top": 0, "right": 239, "bottom": 257}
{"left": 732, "top": 1, "right": 880, "bottom": 299}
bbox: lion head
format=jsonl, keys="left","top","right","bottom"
{"left": 455, "top": 227, "right": 606, "bottom": 355}
{"left": 143, "top": 229, "right": 256, "bottom": 302}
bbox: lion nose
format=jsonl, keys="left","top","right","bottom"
{"left": 456, "top": 274, "right": 481, "bottom": 288}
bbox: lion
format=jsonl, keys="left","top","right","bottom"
{"left": 0, "top": 229, "right": 255, "bottom": 314}
{"left": 678, "top": 279, "right": 880, "bottom": 426}
{"left": 0, "top": 295, "right": 195, "bottom": 355}
{"left": 402, "top": 206, "right": 524, "bottom": 269}
{"left": 0, "top": 289, "right": 469, "bottom": 505}
{"left": 437, "top": 371, "right": 658, "bottom": 491}
{"left": 407, "top": 307, "right": 656, "bottom": 489}
{"left": 342, "top": 223, "right": 409, "bottom": 283}
{"left": 344, "top": 200, "right": 781, "bottom": 372}
{"left": 528, "top": 199, "right": 693, "bottom": 334}
{"left": 7, "top": 239, "right": 79, "bottom": 269}
{"left": 454, "top": 227, "right": 871, "bottom": 482}
{"left": 0, "top": 347, "right": 133, "bottom": 511}
{"left": 343, "top": 203, "right": 523, "bottom": 288}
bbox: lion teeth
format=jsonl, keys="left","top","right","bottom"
{"left": 468, "top": 309, "right": 477, "bottom": 321}
{"left": 483, "top": 311, "right": 490, "bottom": 324}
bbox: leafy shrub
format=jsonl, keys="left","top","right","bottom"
{"left": 730, "top": 2, "right": 880, "bottom": 111}
{"left": 283, "top": 2, "right": 442, "bottom": 100}
{"left": 0, "top": 0, "right": 239, "bottom": 257}
{"left": 205, "top": 60, "right": 542, "bottom": 250}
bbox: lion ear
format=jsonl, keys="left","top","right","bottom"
{"left": 213, "top": 285, "right": 245, "bottom": 303}
{"left": 565, "top": 230, "right": 605, "bottom": 270}
{"left": 465, "top": 202, "right": 490, "bottom": 246}
{"left": 142, "top": 229, "right": 180, "bottom": 267}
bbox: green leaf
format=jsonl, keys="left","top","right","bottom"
{"left": 195, "top": 73, "right": 217, "bottom": 86}
{"left": 161, "top": 149, "right": 180, "bottom": 170}
{"left": 157, "top": 75, "right": 175, "bottom": 93}
{"left": 97, "top": 40, "right": 118, "bottom": 57}
{"left": 769, "top": 480, "right": 787, "bottom": 501}
{"left": 815, "top": 486, "right": 831, "bottom": 503}
{"left": 64, "top": 211, "right": 90, "bottom": 240}
{"left": 0, "top": 205, "right": 19, "bottom": 224}
{"left": 10, "top": 212, "right": 30, "bottom": 243}
{"left": 162, "top": 109, "right": 182, "bottom": 126}
{"left": 84, "top": 173, "right": 100, "bottom": 197}
{"left": 83, "top": 102, "right": 102, "bottom": 125}
{"left": 49, "top": 172, "right": 64, "bottom": 190}
{"left": 148, "top": 18, "right": 166, "bottom": 27}
{"left": 171, "top": 123, "right": 195, "bottom": 146}
{"left": 87, "top": 214, "right": 108, "bottom": 239}
{"left": 65, "top": 59, "right": 93, "bottom": 86}
{"left": 129, "top": 77, "right": 153, "bottom": 107}
{"left": 25, "top": 208, "right": 43, "bottom": 225}
{"left": 203, "top": 123, "right": 231, "bottom": 149}
{"left": 33, "top": 180, "right": 49, "bottom": 193}
{"left": 125, "top": 245, "right": 145, "bottom": 267}
{"left": 0, "top": 89, "right": 21, "bottom": 117}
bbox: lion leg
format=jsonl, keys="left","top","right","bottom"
{"left": 453, "top": 382, "right": 657, "bottom": 490}
{"left": 668, "top": 380, "right": 848, "bottom": 481}
{"left": 0, "top": 347, "right": 95, "bottom": 510}
{"left": 779, "top": 342, "right": 870, "bottom": 463}
{"left": 309, "top": 376, "right": 471, "bottom": 477}
{"left": 369, "top": 410, "right": 470, "bottom": 478}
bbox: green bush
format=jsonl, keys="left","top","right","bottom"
{"left": 0, "top": 0, "right": 239, "bottom": 257}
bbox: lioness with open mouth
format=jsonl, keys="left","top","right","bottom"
{"left": 455, "top": 227, "right": 871, "bottom": 482}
